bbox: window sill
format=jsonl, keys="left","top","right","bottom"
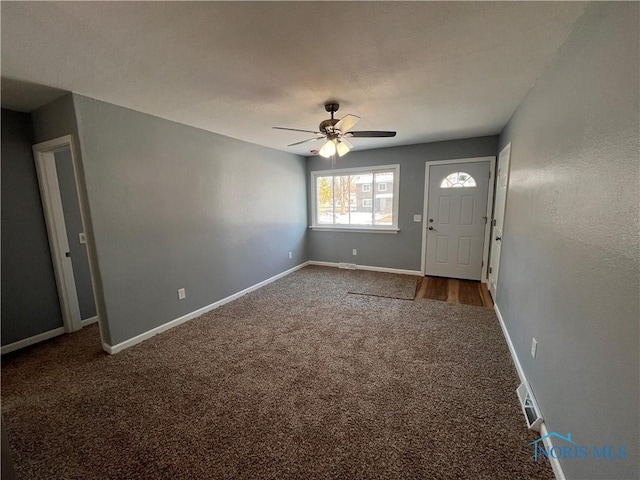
{"left": 309, "top": 226, "right": 400, "bottom": 234}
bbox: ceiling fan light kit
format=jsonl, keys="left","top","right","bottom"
{"left": 273, "top": 103, "right": 396, "bottom": 160}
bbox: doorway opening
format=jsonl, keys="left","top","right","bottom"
{"left": 32, "top": 135, "right": 100, "bottom": 338}
{"left": 421, "top": 157, "right": 496, "bottom": 283}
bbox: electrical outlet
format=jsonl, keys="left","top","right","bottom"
{"left": 531, "top": 338, "right": 537, "bottom": 359}
{"left": 288, "top": 251, "right": 292, "bottom": 259}
{"left": 352, "top": 249, "right": 357, "bottom": 256}
{"left": 178, "top": 288, "right": 186, "bottom": 300}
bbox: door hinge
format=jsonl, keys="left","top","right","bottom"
{"left": 482, "top": 260, "right": 484, "bottom": 267}
{"left": 492, "top": 219, "right": 497, "bottom": 227}
{"left": 489, "top": 267, "right": 493, "bottom": 274}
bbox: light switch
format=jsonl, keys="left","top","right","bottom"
{"left": 79, "top": 232, "right": 86, "bottom": 244}
{"left": 413, "top": 214, "right": 422, "bottom": 222}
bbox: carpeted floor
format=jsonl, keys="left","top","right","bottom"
{"left": 1, "top": 266, "right": 553, "bottom": 479}
{"left": 346, "top": 270, "right": 417, "bottom": 300}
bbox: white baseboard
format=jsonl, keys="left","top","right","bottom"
{"left": 307, "top": 260, "right": 422, "bottom": 276}
{"left": 494, "top": 304, "right": 526, "bottom": 384}
{"left": 1, "top": 327, "right": 66, "bottom": 355}
{"left": 103, "top": 261, "right": 311, "bottom": 355}
{"left": 539, "top": 422, "right": 567, "bottom": 480}
{"left": 306, "top": 260, "right": 337, "bottom": 268}
{"left": 494, "top": 304, "right": 565, "bottom": 480}
{"left": 81, "top": 316, "right": 99, "bottom": 326}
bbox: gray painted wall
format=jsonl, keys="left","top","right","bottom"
{"left": 497, "top": 3, "right": 639, "bottom": 479}
{"left": 54, "top": 148, "right": 97, "bottom": 320}
{"left": 31, "top": 94, "right": 79, "bottom": 145}
{"left": 1, "top": 109, "right": 63, "bottom": 345}
{"left": 71, "top": 95, "right": 308, "bottom": 346}
{"left": 306, "top": 137, "right": 498, "bottom": 271}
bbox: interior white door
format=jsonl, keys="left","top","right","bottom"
{"left": 33, "top": 140, "right": 83, "bottom": 333}
{"left": 488, "top": 143, "right": 511, "bottom": 297}
{"left": 425, "top": 161, "right": 490, "bottom": 281}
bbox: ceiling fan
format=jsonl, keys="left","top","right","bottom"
{"left": 273, "top": 103, "right": 396, "bottom": 158}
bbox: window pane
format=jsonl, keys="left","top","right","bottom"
{"left": 352, "top": 174, "right": 373, "bottom": 225}
{"left": 316, "top": 176, "right": 334, "bottom": 224}
{"left": 312, "top": 165, "right": 398, "bottom": 229}
{"left": 333, "top": 175, "right": 353, "bottom": 225}
{"left": 374, "top": 171, "right": 394, "bottom": 225}
{"left": 440, "top": 172, "right": 477, "bottom": 188}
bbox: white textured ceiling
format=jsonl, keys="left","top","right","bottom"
{"left": 1, "top": 1, "right": 586, "bottom": 155}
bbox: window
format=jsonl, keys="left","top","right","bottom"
{"left": 311, "top": 164, "right": 400, "bottom": 231}
{"left": 440, "top": 171, "right": 477, "bottom": 188}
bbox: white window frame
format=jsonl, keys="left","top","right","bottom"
{"left": 362, "top": 183, "right": 371, "bottom": 192}
{"left": 377, "top": 182, "right": 387, "bottom": 192}
{"left": 310, "top": 164, "right": 400, "bottom": 233}
{"left": 362, "top": 198, "right": 373, "bottom": 207}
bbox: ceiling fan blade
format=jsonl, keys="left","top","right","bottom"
{"left": 273, "top": 126, "right": 321, "bottom": 134}
{"left": 338, "top": 137, "right": 354, "bottom": 150}
{"left": 287, "top": 136, "right": 325, "bottom": 147}
{"left": 334, "top": 114, "right": 360, "bottom": 134}
{"left": 346, "top": 131, "right": 397, "bottom": 138}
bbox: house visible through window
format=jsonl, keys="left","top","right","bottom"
{"left": 312, "top": 164, "right": 400, "bottom": 230}
{"left": 440, "top": 172, "right": 477, "bottom": 188}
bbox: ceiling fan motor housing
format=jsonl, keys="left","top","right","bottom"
{"left": 320, "top": 102, "right": 340, "bottom": 134}
{"left": 319, "top": 118, "right": 339, "bottom": 135}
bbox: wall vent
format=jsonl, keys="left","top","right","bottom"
{"left": 517, "top": 382, "right": 543, "bottom": 431}
{"left": 338, "top": 263, "right": 357, "bottom": 270}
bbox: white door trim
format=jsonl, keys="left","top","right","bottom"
{"left": 420, "top": 156, "right": 496, "bottom": 281}
{"left": 32, "top": 135, "right": 100, "bottom": 336}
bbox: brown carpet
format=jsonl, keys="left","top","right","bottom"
{"left": 346, "top": 269, "right": 418, "bottom": 300}
{"left": 1, "top": 266, "right": 553, "bottom": 480}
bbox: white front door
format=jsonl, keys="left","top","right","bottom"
{"left": 425, "top": 161, "right": 490, "bottom": 281}
{"left": 488, "top": 144, "right": 511, "bottom": 297}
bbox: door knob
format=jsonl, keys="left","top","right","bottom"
{"left": 429, "top": 218, "right": 434, "bottom": 223}
{"left": 495, "top": 236, "right": 502, "bottom": 241}
{"left": 428, "top": 226, "right": 434, "bottom": 230}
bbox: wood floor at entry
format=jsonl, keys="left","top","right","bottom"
{"left": 416, "top": 276, "right": 493, "bottom": 308}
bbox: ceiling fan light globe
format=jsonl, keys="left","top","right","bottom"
{"left": 319, "top": 139, "right": 336, "bottom": 158}
{"left": 336, "top": 140, "right": 351, "bottom": 157}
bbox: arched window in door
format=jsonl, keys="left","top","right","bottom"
{"left": 440, "top": 172, "right": 477, "bottom": 188}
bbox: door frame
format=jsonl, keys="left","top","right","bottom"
{"left": 32, "top": 135, "right": 94, "bottom": 333}
{"left": 488, "top": 143, "right": 512, "bottom": 297}
{"left": 420, "top": 156, "right": 496, "bottom": 281}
